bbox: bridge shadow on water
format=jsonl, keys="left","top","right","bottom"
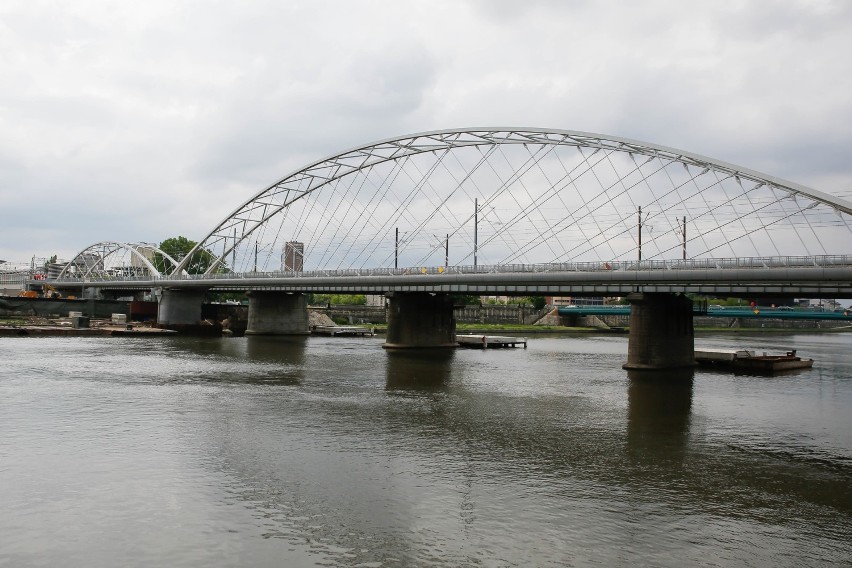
{"left": 243, "top": 335, "right": 308, "bottom": 361}
{"left": 242, "top": 336, "right": 308, "bottom": 385}
{"left": 626, "top": 369, "right": 694, "bottom": 464}
{"left": 185, "top": 335, "right": 308, "bottom": 385}
{"left": 384, "top": 349, "right": 456, "bottom": 391}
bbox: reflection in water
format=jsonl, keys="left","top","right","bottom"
{"left": 385, "top": 349, "right": 455, "bottom": 390}
{"left": 626, "top": 369, "right": 694, "bottom": 462}
{"left": 156, "top": 336, "right": 308, "bottom": 386}
{"left": 3, "top": 335, "right": 851, "bottom": 567}
{"left": 245, "top": 335, "right": 308, "bottom": 362}
{"left": 243, "top": 335, "right": 307, "bottom": 384}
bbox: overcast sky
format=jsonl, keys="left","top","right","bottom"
{"left": 1, "top": 0, "right": 851, "bottom": 265}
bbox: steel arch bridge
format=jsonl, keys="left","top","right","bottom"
{"left": 175, "top": 128, "right": 852, "bottom": 278}
{"left": 58, "top": 241, "right": 184, "bottom": 281}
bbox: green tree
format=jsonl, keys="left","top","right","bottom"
{"left": 312, "top": 293, "right": 367, "bottom": 305}
{"left": 155, "top": 236, "right": 221, "bottom": 275}
{"left": 450, "top": 294, "right": 481, "bottom": 306}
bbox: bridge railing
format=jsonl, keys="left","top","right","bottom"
{"left": 48, "top": 254, "right": 852, "bottom": 283}
{"left": 0, "top": 270, "right": 33, "bottom": 286}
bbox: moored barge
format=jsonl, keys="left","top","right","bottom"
{"left": 694, "top": 348, "right": 814, "bottom": 374}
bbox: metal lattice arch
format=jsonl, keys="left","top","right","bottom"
{"left": 181, "top": 128, "right": 852, "bottom": 275}
{"left": 58, "top": 241, "right": 184, "bottom": 280}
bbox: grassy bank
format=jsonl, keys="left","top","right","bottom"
{"left": 455, "top": 324, "right": 852, "bottom": 334}
{"left": 694, "top": 325, "right": 852, "bottom": 334}
{"left": 455, "top": 323, "right": 617, "bottom": 333}
{"left": 366, "top": 323, "right": 851, "bottom": 335}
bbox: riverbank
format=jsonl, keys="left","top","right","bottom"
{"left": 454, "top": 323, "right": 623, "bottom": 334}
{"left": 0, "top": 316, "right": 176, "bottom": 337}
{"left": 459, "top": 322, "right": 852, "bottom": 334}
{"left": 694, "top": 325, "right": 852, "bottom": 334}
{"left": 3, "top": 316, "right": 849, "bottom": 337}
{"left": 344, "top": 323, "right": 851, "bottom": 335}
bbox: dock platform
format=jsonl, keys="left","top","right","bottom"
{"left": 456, "top": 334, "right": 527, "bottom": 349}
{"left": 311, "top": 325, "right": 375, "bottom": 337}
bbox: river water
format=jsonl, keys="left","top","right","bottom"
{"left": 1, "top": 331, "right": 850, "bottom": 567}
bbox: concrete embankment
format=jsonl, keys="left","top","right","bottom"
{"left": 0, "top": 297, "right": 136, "bottom": 319}
{"left": 0, "top": 324, "right": 176, "bottom": 337}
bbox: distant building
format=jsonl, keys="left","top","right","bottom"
{"left": 0, "top": 264, "right": 30, "bottom": 296}
{"left": 282, "top": 242, "right": 304, "bottom": 272}
{"left": 67, "top": 253, "right": 102, "bottom": 276}
{"left": 131, "top": 246, "right": 156, "bottom": 270}
{"left": 47, "top": 257, "right": 82, "bottom": 279}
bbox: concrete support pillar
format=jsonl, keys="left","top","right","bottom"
{"left": 623, "top": 292, "right": 696, "bottom": 371}
{"left": 383, "top": 292, "right": 457, "bottom": 349}
{"left": 157, "top": 288, "right": 210, "bottom": 333}
{"left": 245, "top": 291, "right": 309, "bottom": 335}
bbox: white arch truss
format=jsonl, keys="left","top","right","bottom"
{"left": 180, "top": 128, "right": 852, "bottom": 275}
{"left": 58, "top": 241, "right": 184, "bottom": 280}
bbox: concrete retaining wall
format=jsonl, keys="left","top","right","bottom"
{"left": 693, "top": 316, "right": 849, "bottom": 329}
{"left": 320, "top": 305, "right": 386, "bottom": 324}
{"left": 0, "top": 297, "right": 130, "bottom": 319}
{"left": 319, "top": 304, "right": 550, "bottom": 325}
{"left": 456, "top": 305, "right": 550, "bottom": 325}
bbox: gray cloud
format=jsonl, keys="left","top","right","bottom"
{"left": 1, "top": 0, "right": 850, "bottom": 263}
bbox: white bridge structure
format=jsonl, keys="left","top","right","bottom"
{"left": 47, "top": 128, "right": 852, "bottom": 367}
{"left": 56, "top": 241, "right": 184, "bottom": 280}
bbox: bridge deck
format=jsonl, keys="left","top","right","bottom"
{"left": 45, "top": 255, "right": 852, "bottom": 298}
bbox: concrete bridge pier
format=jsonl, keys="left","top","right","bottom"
{"left": 383, "top": 292, "right": 457, "bottom": 349}
{"left": 623, "top": 292, "right": 696, "bottom": 371}
{"left": 245, "top": 291, "right": 309, "bottom": 335}
{"left": 157, "top": 288, "right": 213, "bottom": 334}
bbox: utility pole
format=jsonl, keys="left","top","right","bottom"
{"left": 433, "top": 233, "right": 450, "bottom": 267}
{"left": 681, "top": 216, "right": 687, "bottom": 260}
{"left": 474, "top": 198, "right": 478, "bottom": 269}
{"left": 395, "top": 227, "right": 399, "bottom": 269}
{"left": 638, "top": 206, "right": 642, "bottom": 262}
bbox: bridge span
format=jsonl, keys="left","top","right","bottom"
{"left": 51, "top": 255, "right": 852, "bottom": 297}
{"left": 41, "top": 128, "right": 852, "bottom": 370}
{"left": 48, "top": 254, "right": 852, "bottom": 370}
